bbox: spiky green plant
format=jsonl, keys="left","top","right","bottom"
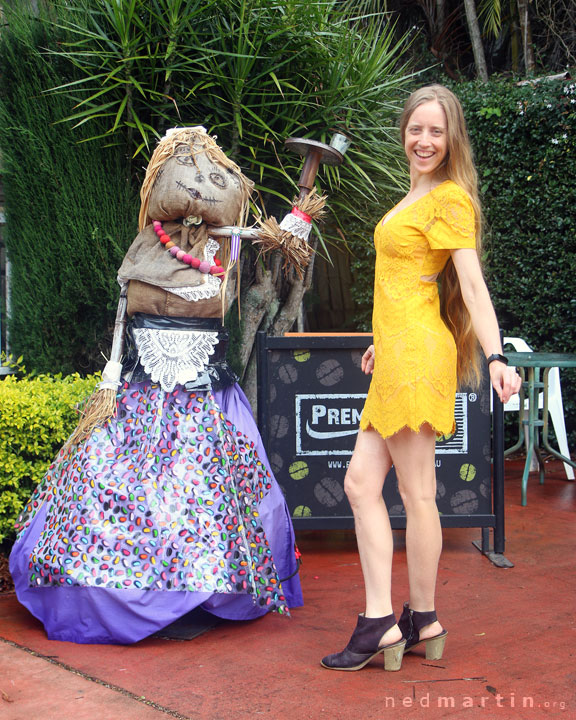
{"left": 2, "top": 0, "right": 418, "bottom": 405}
{"left": 44, "top": 0, "right": 415, "bottom": 220}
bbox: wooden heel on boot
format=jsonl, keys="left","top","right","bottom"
{"left": 382, "top": 640, "right": 406, "bottom": 671}
{"left": 424, "top": 632, "right": 447, "bottom": 660}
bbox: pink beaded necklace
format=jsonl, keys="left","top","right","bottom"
{"left": 153, "top": 220, "right": 225, "bottom": 277}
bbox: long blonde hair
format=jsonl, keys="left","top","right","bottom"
{"left": 400, "top": 85, "right": 482, "bottom": 389}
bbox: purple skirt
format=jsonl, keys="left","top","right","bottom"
{"left": 10, "top": 381, "right": 302, "bottom": 644}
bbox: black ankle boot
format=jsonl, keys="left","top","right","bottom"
{"left": 321, "top": 613, "right": 405, "bottom": 671}
{"left": 398, "top": 602, "right": 447, "bottom": 659}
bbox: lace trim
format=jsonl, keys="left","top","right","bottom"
{"left": 361, "top": 374, "right": 457, "bottom": 439}
{"left": 361, "top": 416, "right": 456, "bottom": 440}
{"left": 164, "top": 284, "right": 220, "bottom": 302}
{"left": 412, "top": 184, "right": 475, "bottom": 239}
{"left": 132, "top": 328, "right": 219, "bottom": 392}
{"left": 279, "top": 212, "right": 311, "bottom": 241}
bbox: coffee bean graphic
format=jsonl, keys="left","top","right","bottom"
{"left": 479, "top": 480, "right": 490, "bottom": 499}
{"left": 269, "top": 383, "right": 277, "bottom": 403}
{"left": 436, "top": 480, "right": 446, "bottom": 499}
{"left": 450, "top": 489, "right": 478, "bottom": 514}
{"left": 278, "top": 363, "right": 298, "bottom": 384}
{"left": 459, "top": 463, "right": 477, "bottom": 482}
{"left": 293, "top": 349, "right": 311, "bottom": 363}
{"left": 289, "top": 460, "right": 309, "bottom": 480}
{"left": 270, "top": 452, "right": 284, "bottom": 474}
{"left": 293, "top": 505, "right": 312, "bottom": 517}
{"left": 270, "top": 414, "right": 289, "bottom": 439}
{"left": 314, "top": 477, "right": 344, "bottom": 508}
{"left": 388, "top": 504, "right": 406, "bottom": 516}
{"left": 351, "top": 350, "right": 364, "bottom": 369}
{"left": 316, "top": 358, "right": 344, "bottom": 387}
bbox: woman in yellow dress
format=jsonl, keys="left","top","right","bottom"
{"left": 321, "top": 85, "right": 521, "bottom": 672}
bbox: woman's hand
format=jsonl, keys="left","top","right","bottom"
{"left": 489, "top": 361, "right": 522, "bottom": 404}
{"left": 361, "top": 345, "right": 375, "bottom": 375}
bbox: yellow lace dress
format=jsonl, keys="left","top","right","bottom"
{"left": 360, "top": 180, "right": 477, "bottom": 439}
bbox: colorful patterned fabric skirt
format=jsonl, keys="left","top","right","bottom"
{"left": 10, "top": 381, "right": 302, "bottom": 644}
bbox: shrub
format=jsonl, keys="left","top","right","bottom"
{"left": 0, "top": 364, "right": 98, "bottom": 542}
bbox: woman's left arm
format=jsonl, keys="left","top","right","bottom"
{"left": 451, "top": 248, "right": 522, "bottom": 403}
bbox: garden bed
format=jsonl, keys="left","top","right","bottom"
{"left": 0, "top": 548, "right": 14, "bottom": 594}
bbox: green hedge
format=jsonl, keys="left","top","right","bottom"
{"left": 350, "top": 77, "right": 576, "bottom": 445}
{"left": 0, "top": 8, "right": 138, "bottom": 376}
{"left": 458, "top": 78, "right": 575, "bottom": 446}
{"left": 0, "top": 365, "right": 98, "bottom": 542}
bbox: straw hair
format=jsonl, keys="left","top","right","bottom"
{"left": 400, "top": 85, "right": 482, "bottom": 390}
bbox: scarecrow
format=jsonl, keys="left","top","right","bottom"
{"left": 9, "top": 126, "right": 329, "bottom": 644}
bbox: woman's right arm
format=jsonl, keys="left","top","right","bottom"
{"left": 451, "top": 248, "right": 521, "bottom": 403}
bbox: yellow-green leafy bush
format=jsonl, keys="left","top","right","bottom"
{"left": 0, "top": 368, "right": 98, "bottom": 542}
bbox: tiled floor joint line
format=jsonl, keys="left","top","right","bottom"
{"left": 0, "top": 636, "right": 195, "bottom": 720}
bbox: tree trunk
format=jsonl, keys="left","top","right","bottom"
{"left": 463, "top": 0, "right": 489, "bottom": 81}
{"left": 240, "top": 242, "right": 317, "bottom": 414}
{"left": 510, "top": 0, "right": 521, "bottom": 73}
{"left": 517, "top": 0, "right": 536, "bottom": 75}
{"left": 237, "top": 264, "right": 277, "bottom": 373}
{"left": 436, "top": 0, "right": 446, "bottom": 30}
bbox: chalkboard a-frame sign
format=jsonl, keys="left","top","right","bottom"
{"left": 256, "top": 333, "right": 507, "bottom": 557}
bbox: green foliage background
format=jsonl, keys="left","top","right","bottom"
{"left": 350, "top": 77, "right": 576, "bottom": 444}
{"left": 0, "top": 8, "right": 139, "bottom": 375}
{"left": 0, "top": 365, "right": 98, "bottom": 542}
{"left": 0, "top": 0, "right": 414, "bottom": 376}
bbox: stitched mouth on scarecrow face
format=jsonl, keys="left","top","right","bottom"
{"left": 175, "top": 180, "right": 221, "bottom": 207}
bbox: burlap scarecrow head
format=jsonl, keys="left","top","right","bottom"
{"left": 118, "top": 127, "right": 256, "bottom": 311}
{"left": 138, "top": 126, "right": 254, "bottom": 230}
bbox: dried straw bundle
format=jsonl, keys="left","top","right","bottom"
{"left": 64, "top": 294, "right": 127, "bottom": 449}
{"left": 254, "top": 188, "right": 326, "bottom": 278}
{"left": 66, "top": 386, "right": 118, "bottom": 448}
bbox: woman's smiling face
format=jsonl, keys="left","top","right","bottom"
{"left": 404, "top": 100, "right": 448, "bottom": 179}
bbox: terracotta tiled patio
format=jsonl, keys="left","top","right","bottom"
{"left": 0, "top": 458, "right": 574, "bottom": 720}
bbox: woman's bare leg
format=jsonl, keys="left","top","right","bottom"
{"left": 344, "top": 428, "right": 402, "bottom": 645}
{"left": 385, "top": 424, "right": 443, "bottom": 639}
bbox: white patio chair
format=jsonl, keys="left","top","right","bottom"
{"left": 503, "top": 336, "right": 574, "bottom": 480}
